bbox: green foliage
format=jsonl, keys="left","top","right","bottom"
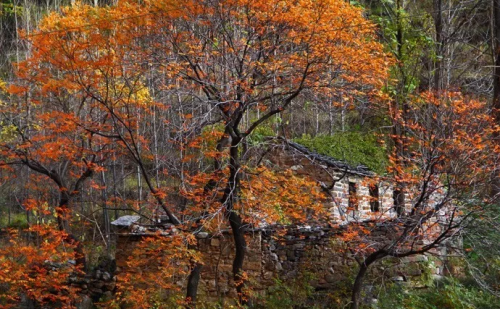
{"left": 248, "top": 124, "right": 276, "bottom": 145}
{"left": 0, "top": 211, "right": 28, "bottom": 229}
{"left": 256, "top": 272, "right": 319, "bottom": 309}
{"left": 295, "top": 132, "right": 388, "bottom": 174}
{"left": 463, "top": 202, "right": 500, "bottom": 296}
{"left": 377, "top": 278, "right": 499, "bottom": 309}
{"left": 0, "top": 1, "right": 23, "bottom": 16}
{"left": 366, "top": 1, "right": 434, "bottom": 98}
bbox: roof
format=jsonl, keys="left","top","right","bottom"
{"left": 277, "top": 138, "right": 374, "bottom": 177}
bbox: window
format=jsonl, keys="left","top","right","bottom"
{"left": 369, "top": 184, "right": 380, "bottom": 212}
{"left": 393, "top": 188, "right": 404, "bottom": 216}
{"left": 348, "top": 182, "right": 358, "bottom": 210}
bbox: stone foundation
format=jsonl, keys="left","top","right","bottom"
{"left": 115, "top": 225, "right": 443, "bottom": 303}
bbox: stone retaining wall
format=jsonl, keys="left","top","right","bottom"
{"left": 115, "top": 225, "right": 443, "bottom": 303}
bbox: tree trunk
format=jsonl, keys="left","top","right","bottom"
{"left": 229, "top": 211, "right": 247, "bottom": 303}
{"left": 223, "top": 135, "right": 250, "bottom": 305}
{"left": 186, "top": 262, "right": 203, "bottom": 309}
{"left": 56, "top": 191, "right": 86, "bottom": 271}
{"left": 492, "top": 0, "right": 500, "bottom": 197}
{"left": 351, "top": 251, "right": 387, "bottom": 309}
{"left": 434, "top": 0, "right": 443, "bottom": 91}
{"left": 351, "top": 264, "right": 369, "bottom": 309}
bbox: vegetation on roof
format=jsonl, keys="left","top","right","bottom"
{"left": 294, "top": 132, "right": 389, "bottom": 175}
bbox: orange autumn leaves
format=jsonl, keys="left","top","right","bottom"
{"left": 390, "top": 91, "right": 497, "bottom": 192}
{"left": 0, "top": 0, "right": 392, "bottom": 306}
{"left": 341, "top": 91, "right": 499, "bottom": 258}
{"left": 115, "top": 234, "right": 198, "bottom": 309}
{"left": 0, "top": 224, "right": 82, "bottom": 308}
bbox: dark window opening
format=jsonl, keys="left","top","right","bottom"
{"left": 348, "top": 182, "right": 358, "bottom": 210}
{"left": 369, "top": 184, "right": 380, "bottom": 212}
{"left": 393, "top": 188, "right": 404, "bottom": 216}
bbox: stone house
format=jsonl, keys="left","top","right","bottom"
{"left": 265, "top": 139, "right": 408, "bottom": 223}
{"left": 111, "top": 140, "right": 445, "bottom": 303}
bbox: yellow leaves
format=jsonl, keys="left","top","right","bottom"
{"left": 0, "top": 78, "right": 7, "bottom": 93}
{"left": 0, "top": 123, "right": 18, "bottom": 143}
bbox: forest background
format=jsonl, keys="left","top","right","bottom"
{"left": 0, "top": 0, "right": 500, "bottom": 308}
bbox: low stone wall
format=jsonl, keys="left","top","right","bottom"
{"left": 115, "top": 225, "right": 443, "bottom": 303}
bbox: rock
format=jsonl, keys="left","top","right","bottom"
{"left": 104, "top": 282, "right": 116, "bottom": 291}
{"left": 293, "top": 242, "right": 306, "bottom": 250}
{"left": 131, "top": 224, "right": 147, "bottom": 233}
{"left": 270, "top": 253, "right": 279, "bottom": 262}
{"left": 402, "top": 255, "right": 428, "bottom": 263}
{"left": 90, "top": 288, "right": 103, "bottom": 296}
{"left": 246, "top": 262, "right": 261, "bottom": 271}
{"left": 263, "top": 271, "right": 274, "bottom": 280}
{"left": 325, "top": 274, "right": 336, "bottom": 283}
{"left": 76, "top": 295, "right": 93, "bottom": 309}
{"left": 210, "top": 238, "right": 220, "bottom": 246}
{"left": 298, "top": 225, "right": 312, "bottom": 232}
{"left": 197, "top": 232, "right": 209, "bottom": 239}
{"left": 102, "top": 272, "right": 111, "bottom": 281}
{"left": 207, "top": 279, "right": 217, "bottom": 291}
{"left": 101, "top": 291, "right": 113, "bottom": 302}
{"left": 392, "top": 276, "right": 405, "bottom": 282}
{"left": 111, "top": 215, "right": 140, "bottom": 227}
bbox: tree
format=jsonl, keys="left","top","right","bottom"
{"left": 1, "top": 0, "right": 391, "bottom": 306}
{"left": 492, "top": 0, "right": 500, "bottom": 197}
{"left": 0, "top": 220, "right": 81, "bottom": 308}
{"left": 146, "top": 0, "right": 389, "bottom": 302}
{"left": 347, "top": 91, "right": 498, "bottom": 309}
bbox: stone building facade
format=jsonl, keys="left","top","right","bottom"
{"left": 267, "top": 140, "right": 411, "bottom": 223}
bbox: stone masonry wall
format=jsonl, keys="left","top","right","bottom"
{"left": 115, "top": 226, "right": 443, "bottom": 303}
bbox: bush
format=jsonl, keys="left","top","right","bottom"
{"left": 0, "top": 212, "right": 28, "bottom": 229}
{"left": 376, "top": 278, "right": 499, "bottom": 309}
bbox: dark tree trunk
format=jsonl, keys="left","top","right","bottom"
{"left": 223, "top": 135, "right": 250, "bottom": 305}
{"left": 393, "top": 188, "right": 405, "bottom": 216}
{"left": 434, "top": 0, "right": 443, "bottom": 91}
{"left": 57, "top": 191, "right": 86, "bottom": 270}
{"left": 229, "top": 211, "right": 247, "bottom": 303}
{"left": 186, "top": 262, "right": 203, "bottom": 308}
{"left": 492, "top": 0, "right": 500, "bottom": 197}
{"left": 351, "top": 251, "right": 387, "bottom": 309}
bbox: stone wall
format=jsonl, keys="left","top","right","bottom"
{"left": 115, "top": 225, "right": 443, "bottom": 304}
